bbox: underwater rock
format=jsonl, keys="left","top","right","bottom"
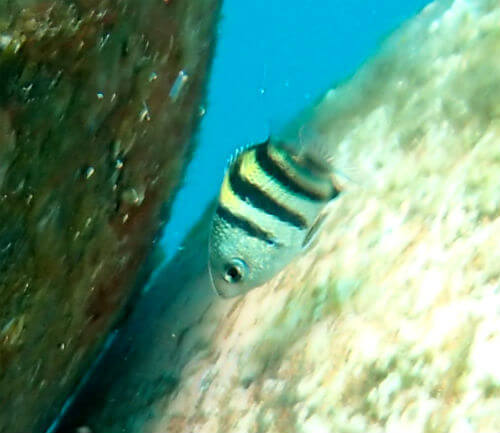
{"left": 55, "top": 199, "right": 219, "bottom": 433}
{"left": 55, "top": 0, "right": 500, "bottom": 432}
{"left": 0, "top": 0, "right": 220, "bottom": 432}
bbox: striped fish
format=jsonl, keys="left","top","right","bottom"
{"left": 208, "top": 137, "right": 340, "bottom": 298}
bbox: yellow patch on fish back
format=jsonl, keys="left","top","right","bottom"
{"left": 238, "top": 149, "right": 273, "bottom": 190}
{"left": 219, "top": 174, "right": 242, "bottom": 212}
{"left": 238, "top": 148, "right": 324, "bottom": 227}
{"left": 219, "top": 167, "right": 293, "bottom": 241}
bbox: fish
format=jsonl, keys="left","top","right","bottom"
{"left": 208, "top": 137, "right": 340, "bottom": 298}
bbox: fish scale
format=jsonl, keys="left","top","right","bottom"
{"left": 208, "top": 137, "right": 340, "bottom": 298}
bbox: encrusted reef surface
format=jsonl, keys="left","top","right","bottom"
{"left": 57, "top": 0, "right": 500, "bottom": 432}
{"left": 0, "top": 1, "right": 220, "bottom": 432}
{"left": 55, "top": 200, "right": 218, "bottom": 433}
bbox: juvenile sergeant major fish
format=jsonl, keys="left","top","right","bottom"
{"left": 208, "top": 137, "right": 340, "bottom": 298}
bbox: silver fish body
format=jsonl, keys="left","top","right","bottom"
{"left": 208, "top": 138, "right": 339, "bottom": 298}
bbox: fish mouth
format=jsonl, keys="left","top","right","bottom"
{"left": 208, "top": 265, "right": 230, "bottom": 298}
{"left": 213, "top": 285, "right": 232, "bottom": 299}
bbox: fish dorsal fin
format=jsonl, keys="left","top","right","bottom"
{"left": 226, "top": 144, "right": 249, "bottom": 167}
{"left": 226, "top": 137, "right": 271, "bottom": 169}
{"left": 302, "top": 211, "right": 329, "bottom": 251}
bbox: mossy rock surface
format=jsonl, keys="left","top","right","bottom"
{"left": 0, "top": 1, "right": 220, "bottom": 432}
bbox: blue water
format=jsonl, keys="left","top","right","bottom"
{"left": 160, "top": 0, "right": 431, "bottom": 260}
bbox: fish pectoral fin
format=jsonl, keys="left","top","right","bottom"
{"left": 301, "top": 211, "right": 328, "bottom": 251}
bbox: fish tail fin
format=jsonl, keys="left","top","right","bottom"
{"left": 296, "top": 123, "right": 363, "bottom": 191}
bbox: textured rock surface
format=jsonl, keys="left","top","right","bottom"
{"left": 0, "top": 1, "right": 220, "bottom": 432}
{"left": 58, "top": 0, "right": 500, "bottom": 432}
{"left": 56, "top": 199, "right": 218, "bottom": 433}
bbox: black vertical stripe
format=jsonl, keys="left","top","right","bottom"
{"left": 273, "top": 145, "right": 341, "bottom": 201}
{"left": 293, "top": 154, "right": 341, "bottom": 199}
{"left": 300, "top": 154, "right": 332, "bottom": 176}
{"left": 273, "top": 140, "right": 332, "bottom": 178}
{"left": 328, "top": 184, "right": 341, "bottom": 200}
{"left": 255, "top": 143, "right": 329, "bottom": 202}
{"left": 229, "top": 157, "right": 308, "bottom": 229}
{"left": 216, "top": 205, "right": 277, "bottom": 245}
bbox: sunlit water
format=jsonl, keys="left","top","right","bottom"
{"left": 160, "top": 0, "right": 432, "bottom": 261}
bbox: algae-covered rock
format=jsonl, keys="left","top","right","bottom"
{"left": 56, "top": 199, "right": 218, "bottom": 433}
{"left": 0, "top": 0, "right": 220, "bottom": 432}
{"left": 55, "top": 0, "right": 500, "bottom": 432}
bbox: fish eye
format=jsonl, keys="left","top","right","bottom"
{"left": 223, "top": 258, "right": 248, "bottom": 284}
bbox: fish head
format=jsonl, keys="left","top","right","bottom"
{"left": 208, "top": 210, "right": 290, "bottom": 298}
